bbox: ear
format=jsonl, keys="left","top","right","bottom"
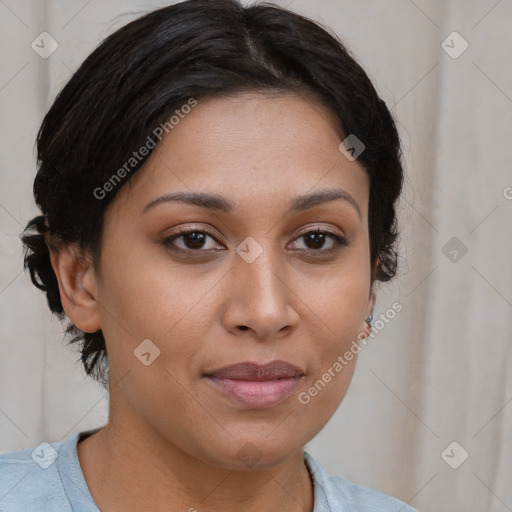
{"left": 359, "top": 291, "right": 376, "bottom": 339}
{"left": 48, "top": 243, "right": 101, "bottom": 334}
{"left": 365, "top": 291, "right": 376, "bottom": 321}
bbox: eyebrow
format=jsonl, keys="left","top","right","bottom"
{"left": 142, "top": 188, "right": 361, "bottom": 219}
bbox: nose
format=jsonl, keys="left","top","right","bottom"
{"left": 220, "top": 245, "right": 300, "bottom": 340}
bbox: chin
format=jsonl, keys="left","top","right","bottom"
{"left": 197, "top": 435, "right": 304, "bottom": 471}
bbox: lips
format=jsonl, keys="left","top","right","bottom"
{"left": 205, "top": 360, "right": 305, "bottom": 381}
{"left": 204, "top": 360, "right": 305, "bottom": 408}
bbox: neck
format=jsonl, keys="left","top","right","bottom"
{"left": 77, "top": 402, "right": 314, "bottom": 512}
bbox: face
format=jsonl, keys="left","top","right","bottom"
{"left": 80, "top": 92, "right": 375, "bottom": 469}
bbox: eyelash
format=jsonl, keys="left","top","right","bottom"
{"left": 162, "top": 226, "right": 350, "bottom": 256}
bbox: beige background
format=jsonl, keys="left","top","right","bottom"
{"left": 1, "top": 1, "right": 511, "bottom": 511}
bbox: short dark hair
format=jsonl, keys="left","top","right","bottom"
{"left": 21, "top": 0, "right": 404, "bottom": 389}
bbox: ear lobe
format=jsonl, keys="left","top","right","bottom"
{"left": 48, "top": 243, "right": 101, "bottom": 334}
{"left": 366, "top": 292, "right": 376, "bottom": 320}
{"left": 359, "top": 291, "right": 376, "bottom": 338}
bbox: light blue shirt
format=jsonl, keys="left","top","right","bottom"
{"left": 0, "top": 427, "right": 417, "bottom": 511}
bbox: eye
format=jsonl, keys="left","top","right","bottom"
{"left": 289, "top": 228, "right": 350, "bottom": 254}
{"left": 162, "top": 226, "right": 350, "bottom": 255}
{"left": 163, "top": 227, "right": 223, "bottom": 252}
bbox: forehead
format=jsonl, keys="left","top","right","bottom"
{"left": 111, "top": 92, "right": 369, "bottom": 219}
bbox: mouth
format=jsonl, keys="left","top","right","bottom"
{"left": 203, "top": 360, "right": 305, "bottom": 408}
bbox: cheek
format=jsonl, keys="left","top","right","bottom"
{"left": 96, "top": 238, "right": 211, "bottom": 342}
{"left": 296, "top": 272, "right": 369, "bottom": 420}
{"left": 110, "top": 357, "right": 211, "bottom": 457}
{"left": 309, "top": 299, "right": 367, "bottom": 407}
{"left": 95, "top": 245, "right": 221, "bottom": 395}
{"left": 295, "top": 352, "right": 358, "bottom": 444}
{"left": 306, "top": 267, "right": 369, "bottom": 342}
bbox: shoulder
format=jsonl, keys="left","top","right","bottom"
{"left": 0, "top": 437, "right": 72, "bottom": 512}
{"left": 304, "top": 451, "right": 419, "bottom": 512}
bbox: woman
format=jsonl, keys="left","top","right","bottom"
{"left": 0, "top": 1, "right": 416, "bottom": 510}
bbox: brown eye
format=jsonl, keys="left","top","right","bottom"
{"left": 163, "top": 228, "right": 223, "bottom": 252}
{"left": 290, "top": 229, "right": 350, "bottom": 253}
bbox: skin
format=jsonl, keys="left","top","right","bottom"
{"left": 49, "top": 91, "right": 376, "bottom": 512}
